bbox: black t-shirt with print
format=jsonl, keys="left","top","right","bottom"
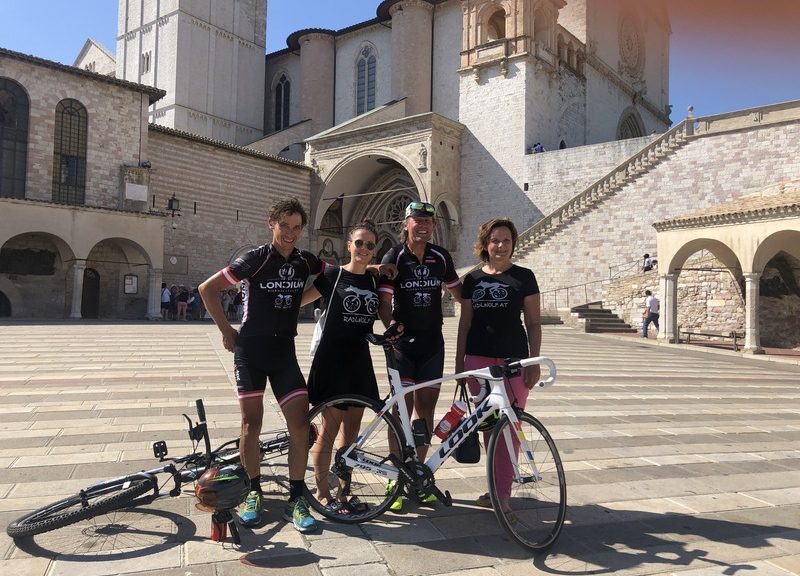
{"left": 462, "top": 265, "right": 540, "bottom": 358}
{"left": 314, "top": 266, "right": 378, "bottom": 343}
{"left": 223, "top": 244, "right": 324, "bottom": 338}
{"left": 379, "top": 242, "right": 460, "bottom": 334}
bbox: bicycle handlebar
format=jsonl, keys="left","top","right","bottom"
{"left": 510, "top": 356, "right": 557, "bottom": 387}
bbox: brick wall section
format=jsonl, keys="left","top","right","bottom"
{"left": 520, "top": 122, "right": 800, "bottom": 299}
{"left": 147, "top": 128, "right": 313, "bottom": 287}
{"left": 1, "top": 55, "right": 148, "bottom": 208}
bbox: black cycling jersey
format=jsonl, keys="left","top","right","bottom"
{"left": 462, "top": 265, "right": 540, "bottom": 358}
{"left": 222, "top": 244, "right": 324, "bottom": 337}
{"left": 313, "top": 266, "right": 378, "bottom": 341}
{"left": 379, "top": 242, "right": 460, "bottom": 333}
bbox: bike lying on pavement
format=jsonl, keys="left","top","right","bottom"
{"left": 6, "top": 399, "right": 293, "bottom": 542}
{"left": 304, "top": 332, "right": 566, "bottom": 552}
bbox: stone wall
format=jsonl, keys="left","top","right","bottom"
{"left": 147, "top": 127, "right": 314, "bottom": 288}
{"left": 1, "top": 54, "right": 148, "bottom": 208}
{"left": 0, "top": 235, "right": 69, "bottom": 318}
{"left": 603, "top": 252, "right": 745, "bottom": 334}
{"left": 520, "top": 120, "right": 800, "bottom": 300}
{"left": 524, "top": 135, "right": 654, "bottom": 217}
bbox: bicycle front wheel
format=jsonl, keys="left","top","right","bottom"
{"left": 304, "top": 394, "right": 406, "bottom": 524}
{"left": 486, "top": 411, "right": 566, "bottom": 552}
{"left": 6, "top": 478, "right": 153, "bottom": 538}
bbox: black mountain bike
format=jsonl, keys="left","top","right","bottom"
{"left": 6, "top": 399, "right": 293, "bottom": 542}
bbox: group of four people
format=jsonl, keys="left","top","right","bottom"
{"left": 198, "top": 197, "right": 542, "bottom": 532}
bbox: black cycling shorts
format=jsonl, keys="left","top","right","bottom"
{"left": 394, "top": 331, "right": 445, "bottom": 389}
{"left": 307, "top": 339, "right": 378, "bottom": 406}
{"left": 233, "top": 336, "right": 307, "bottom": 407}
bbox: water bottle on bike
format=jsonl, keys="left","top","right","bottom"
{"left": 433, "top": 400, "right": 467, "bottom": 440}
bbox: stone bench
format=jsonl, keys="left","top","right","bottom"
{"left": 679, "top": 329, "right": 744, "bottom": 352}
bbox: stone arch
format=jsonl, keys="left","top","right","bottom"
{"left": 85, "top": 237, "right": 153, "bottom": 319}
{"left": 484, "top": 6, "right": 506, "bottom": 42}
{"left": 313, "top": 149, "right": 427, "bottom": 231}
{"left": 533, "top": 6, "right": 554, "bottom": 50}
{"left": 617, "top": 106, "right": 645, "bottom": 140}
{"left": 668, "top": 238, "right": 742, "bottom": 277}
{"left": 352, "top": 168, "right": 418, "bottom": 241}
{"left": 0, "top": 231, "right": 76, "bottom": 318}
{"left": 751, "top": 229, "right": 800, "bottom": 273}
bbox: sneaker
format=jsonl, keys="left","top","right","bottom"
{"left": 417, "top": 491, "right": 438, "bottom": 506}
{"left": 238, "top": 490, "right": 262, "bottom": 526}
{"left": 283, "top": 497, "right": 317, "bottom": 533}
{"left": 386, "top": 480, "right": 403, "bottom": 513}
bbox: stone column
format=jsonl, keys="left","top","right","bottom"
{"left": 743, "top": 272, "right": 764, "bottom": 354}
{"left": 69, "top": 261, "right": 86, "bottom": 320}
{"left": 390, "top": 0, "right": 433, "bottom": 116}
{"left": 660, "top": 273, "right": 678, "bottom": 343}
{"left": 147, "top": 268, "right": 163, "bottom": 320}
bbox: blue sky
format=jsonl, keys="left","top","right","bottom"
{"left": 1, "top": 0, "right": 798, "bottom": 123}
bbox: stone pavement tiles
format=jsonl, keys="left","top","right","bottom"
{"left": 0, "top": 320, "right": 799, "bottom": 575}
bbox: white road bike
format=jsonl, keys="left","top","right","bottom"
{"left": 303, "top": 331, "right": 566, "bottom": 552}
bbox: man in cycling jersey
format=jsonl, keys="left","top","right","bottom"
{"left": 199, "top": 198, "right": 323, "bottom": 533}
{"left": 378, "top": 201, "right": 462, "bottom": 511}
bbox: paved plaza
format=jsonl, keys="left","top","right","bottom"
{"left": 1, "top": 318, "right": 799, "bottom": 576}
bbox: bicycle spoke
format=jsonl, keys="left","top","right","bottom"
{"left": 487, "top": 412, "right": 566, "bottom": 551}
{"left": 304, "top": 395, "right": 405, "bottom": 523}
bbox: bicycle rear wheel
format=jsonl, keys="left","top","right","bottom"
{"left": 304, "top": 394, "right": 405, "bottom": 524}
{"left": 486, "top": 411, "right": 566, "bottom": 552}
{"left": 6, "top": 478, "right": 153, "bottom": 538}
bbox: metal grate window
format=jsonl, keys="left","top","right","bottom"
{"left": 356, "top": 46, "right": 376, "bottom": 115}
{"left": 274, "top": 74, "right": 290, "bottom": 131}
{"left": 0, "top": 78, "right": 29, "bottom": 199}
{"left": 52, "top": 99, "right": 87, "bottom": 205}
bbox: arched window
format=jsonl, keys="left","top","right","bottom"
{"left": 486, "top": 9, "right": 506, "bottom": 42}
{"left": 0, "top": 78, "right": 29, "bottom": 199}
{"left": 617, "top": 108, "right": 645, "bottom": 140}
{"left": 274, "top": 74, "right": 290, "bottom": 131}
{"left": 356, "top": 45, "right": 377, "bottom": 115}
{"left": 52, "top": 99, "right": 88, "bottom": 205}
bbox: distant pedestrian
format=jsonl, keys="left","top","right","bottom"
{"left": 642, "top": 290, "right": 660, "bottom": 338}
{"left": 643, "top": 253, "right": 653, "bottom": 272}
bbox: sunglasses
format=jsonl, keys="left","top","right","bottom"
{"left": 352, "top": 239, "right": 376, "bottom": 250}
{"left": 407, "top": 201, "right": 435, "bottom": 214}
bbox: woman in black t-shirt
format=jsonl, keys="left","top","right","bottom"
{"left": 303, "top": 219, "right": 383, "bottom": 513}
{"left": 455, "top": 218, "right": 542, "bottom": 514}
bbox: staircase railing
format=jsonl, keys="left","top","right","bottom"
{"left": 515, "top": 119, "right": 690, "bottom": 256}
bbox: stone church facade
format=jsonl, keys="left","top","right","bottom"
{"left": 254, "top": 0, "right": 671, "bottom": 265}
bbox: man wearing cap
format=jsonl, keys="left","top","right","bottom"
{"left": 378, "top": 201, "right": 462, "bottom": 512}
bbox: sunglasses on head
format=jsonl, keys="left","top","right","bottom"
{"left": 352, "top": 239, "right": 376, "bottom": 250}
{"left": 407, "top": 201, "right": 435, "bottom": 214}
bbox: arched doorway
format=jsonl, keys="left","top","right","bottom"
{"left": 0, "top": 290, "right": 10, "bottom": 316}
{"left": 81, "top": 267, "right": 99, "bottom": 318}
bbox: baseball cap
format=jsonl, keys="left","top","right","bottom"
{"left": 404, "top": 201, "right": 435, "bottom": 219}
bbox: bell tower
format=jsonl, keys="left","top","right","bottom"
{"left": 116, "top": 0, "right": 266, "bottom": 145}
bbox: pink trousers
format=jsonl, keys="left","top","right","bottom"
{"left": 464, "top": 355, "right": 529, "bottom": 499}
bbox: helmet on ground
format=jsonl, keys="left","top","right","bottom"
{"left": 195, "top": 464, "right": 250, "bottom": 512}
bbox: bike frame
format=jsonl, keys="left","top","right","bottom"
{"left": 342, "top": 356, "right": 556, "bottom": 484}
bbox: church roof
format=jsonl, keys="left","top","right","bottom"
{"left": 0, "top": 47, "right": 165, "bottom": 104}
{"left": 654, "top": 180, "right": 800, "bottom": 230}
{"left": 148, "top": 124, "right": 312, "bottom": 170}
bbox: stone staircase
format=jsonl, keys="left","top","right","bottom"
{"left": 569, "top": 302, "right": 636, "bottom": 334}
{"left": 514, "top": 118, "right": 692, "bottom": 258}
